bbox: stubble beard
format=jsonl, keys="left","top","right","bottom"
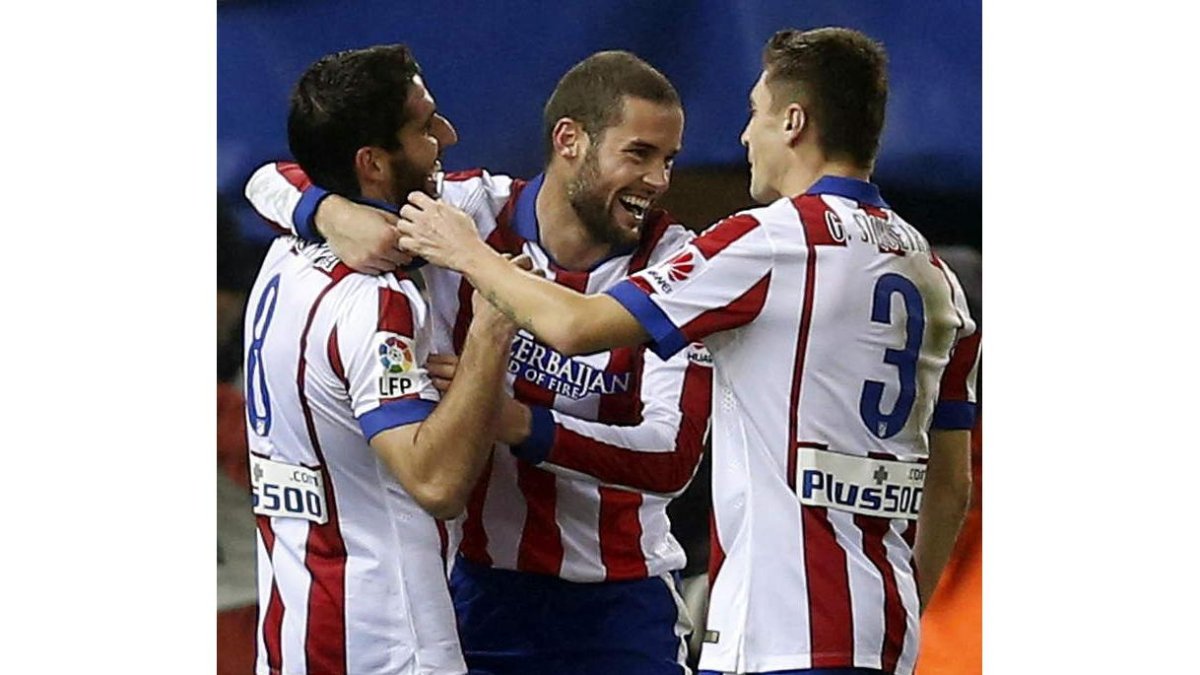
{"left": 565, "top": 149, "right": 639, "bottom": 249}
{"left": 387, "top": 153, "right": 437, "bottom": 205}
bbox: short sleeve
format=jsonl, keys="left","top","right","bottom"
{"left": 606, "top": 213, "right": 775, "bottom": 359}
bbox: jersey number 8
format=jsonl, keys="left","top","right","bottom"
{"left": 246, "top": 274, "right": 281, "bottom": 437}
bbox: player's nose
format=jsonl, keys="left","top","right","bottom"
{"left": 436, "top": 114, "right": 458, "bottom": 148}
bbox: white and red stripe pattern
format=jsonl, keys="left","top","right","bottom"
{"left": 609, "top": 176, "right": 978, "bottom": 675}
{"left": 244, "top": 166, "right": 712, "bottom": 585}
{"left": 245, "top": 236, "right": 465, "bottom": 675}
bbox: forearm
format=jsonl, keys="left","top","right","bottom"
{"left": 546, "top": 415, "right": 703, "bottom": 495}
{"left": 913, "top": 429, "right": 973, "bottom": 611}
{"left": 404, "top": 323, "right": 510, "bottom": 516}
{"left": 462, "top": 245, "right": 642, "bottom": 355}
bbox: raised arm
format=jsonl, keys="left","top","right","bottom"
{"left": 396, "top": 192, "right": 647, "bottom": 355}
{"left": 244, "top": 161, "right": 409, "bottom": 273}
{"left": 430, "top": 343, "right": 713, "bottom": 496}
{"left": 371, "top": 297, "right": 515, "bottom": 519}
{"left": 510, "top": 345, "right": 712, "bottom": 496}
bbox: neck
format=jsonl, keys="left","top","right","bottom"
{"left": 359, "top": 183, "right": 395, "bottom": 207}
{"left": 777, "top": 146, "right": 872, "bottom": 198}
{"left": 535, "top": 169, "right": 614, "bottom": 271}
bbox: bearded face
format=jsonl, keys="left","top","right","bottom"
{"left": 564, "top": 137, "right": 642, "bottom": 249}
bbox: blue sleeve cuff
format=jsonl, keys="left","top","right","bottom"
{"left": 606, "top": 280, "right": 689, "bottom": 360}
{"left": 510, "top": 405, "right": 556, "bottom": 464}
{"left": 932, "top": 401, "right": 977, "bottom": 430}
{"left": 358, "top": 399, "right": 437, "bottom": 441}
{"left": 292, "top": 184, "right": 331, "bottom": 242}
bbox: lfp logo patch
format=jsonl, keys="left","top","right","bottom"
{"left": 379, "top": 336, "right": 414, "bottom": 373}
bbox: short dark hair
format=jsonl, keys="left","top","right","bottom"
{"left": 762, "top": 27, "right": 888, "bottom": 169}
{"left": 541, "top": 51, "right": 680, "bottom": 163}
{"left": 287, "top": 44, "right": 423, "bottom": 197}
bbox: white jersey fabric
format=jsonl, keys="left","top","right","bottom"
{"left": 243, "top": 235, "right": 466, "bottom": 675}
{"left": 606, "top": 176, "right": 980, "bottom": 675}
{"left": 245, "top": 164, "right": 712, "bottom": 587}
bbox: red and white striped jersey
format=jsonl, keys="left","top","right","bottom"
{"left": 245, "top": 164, "right": 713, "bottom": 584}
{"left": 244, "top": 236, "right": 466, "bottom": 675}
{"left": 607, "top": 176, "right": 980, "bottom": 675}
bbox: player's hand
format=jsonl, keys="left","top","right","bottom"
{"left": 317, "top": 195, "right": 413, "bottom": 275}
{"left": 426, "top": 353, "right": 459, "bottom": 395}
{"left": 396, "top": 192, "right": 487, "bottom": 271}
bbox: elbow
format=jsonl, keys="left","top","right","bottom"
{"left": 410, "top": 483, "right": 468, "bottom": 521}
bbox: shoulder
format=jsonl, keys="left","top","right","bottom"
{"left": 442, "top": 167, "right": 516, "bottom": 213}
{"left": 633, "top": 209, "right": 695, "bottom": 268}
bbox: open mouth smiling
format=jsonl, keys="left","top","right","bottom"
{"left": 617, "top": 194, "right": 651, "bottom": 222}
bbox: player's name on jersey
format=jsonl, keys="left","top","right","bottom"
{"left": 825, "top": 209, "right": 931, "bottom": 255}
{"left": 796, "top": 447, "right": 925, "bottom": 519}
{"left": 507, "top": 332, "right": 632, "bottom": 400}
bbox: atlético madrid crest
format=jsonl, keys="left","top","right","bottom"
{"left": 378, "top": 336, "right": 414, "bottom": 373}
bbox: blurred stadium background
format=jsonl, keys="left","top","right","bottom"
{"left": 217, "top": 1, "right": 981, "bottom": 673}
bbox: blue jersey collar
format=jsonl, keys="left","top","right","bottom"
{"left": 805, "top": 175, "right": 888, "bottom": 208}
{"left": 513, "top": 172, "right": 637, "bottom": 272}
{"left": 512, "top": 173, "right": 544, "bottom": 243}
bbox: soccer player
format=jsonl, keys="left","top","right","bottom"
{"left": 391, "top": 28, "right": 980, "bottom": 675}
{"left": 244, "top": 44, "right": 516, "bottom": 675}
{"left": 244, "top": 52, "right": 711, "bottom": 674}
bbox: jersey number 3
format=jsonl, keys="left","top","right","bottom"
{"left": 246, "top": 274, "right": 281, "bottom": 437}
{"left": 859, "top": 273, "right": 924, "bottom": 439}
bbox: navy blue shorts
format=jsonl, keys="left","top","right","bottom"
{"left": 699, "top": 669, "right": 890, "bottom": 675}
{"left": 450, "top": 555, "right": 689, "bottom": 675}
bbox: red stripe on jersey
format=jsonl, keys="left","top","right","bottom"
{"left": 261, "top": 218, "right": 292, "bottom": 237}
{"left": 297, "top": 279, "right": 352, "bottom": 675}
{"left": 548, "top": 359, "right": 711, "bottom": 494}
{"left": 629, "top": 275, "right": 655, "bottom": 296}
{"left": 255, "top": 515, "right": 285, "bottom": 673}
{"left": 693, "top": 214, "right": 760, "bottom": 260}
{"left": 276, "top": 161, "right": 311, "bottom": 190}
{"left": 598, "top": 487, "right": 648, "bottom": 580}
{"left": 444, "top": 168, "right": 484, "bottom": 182}
{"left": 378, "top": 287, "right": 414, "bottom": 337}
{"left": 795, "top": 194, "right": 849, "bottom": 248}
{"left": 708, "top": 511, "right": 726, "bottom": 587}
{"left": 553, "top": 268, "right": 589, "bottom": 292}
{"left": 856, "top": 515, "right": 907, "bottom": 673}
{"left": 629, "top": 211, "right": 676, "bottom": 272}
{"left": 680, "top": 273, "right": 770, "bottom": 343}
{"left": 515, "top": 463, "right": 564, "bottom": 575}
{"left": 786, "top": 195, "right": 840, "bottom": 489}
{"left": 861, "top": 204, "right": 888, "bottom": 219}
{"left": 327, "top": 326, "right": 347, "bottom": 389}
{"left": 940, "top": 331, "right": 981, "bottom": 401}
{"left": 802, "top": 507, "right": 854, "bottom": 667}
{"left": 862, "top": 204, "right": 907, "bottom": 257}
{"left": 596, "top": 346, "right": 643, "bottom": 425}
{"left": 459, "top": 455, "right": 494, "bottom": 566}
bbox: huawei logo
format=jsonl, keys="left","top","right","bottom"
{"left": 667, "top": 251, "right": 695, "bottom": 282}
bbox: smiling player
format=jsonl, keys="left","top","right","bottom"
{"left": 245, "top": 51, "right": 712, "bottom": 675}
